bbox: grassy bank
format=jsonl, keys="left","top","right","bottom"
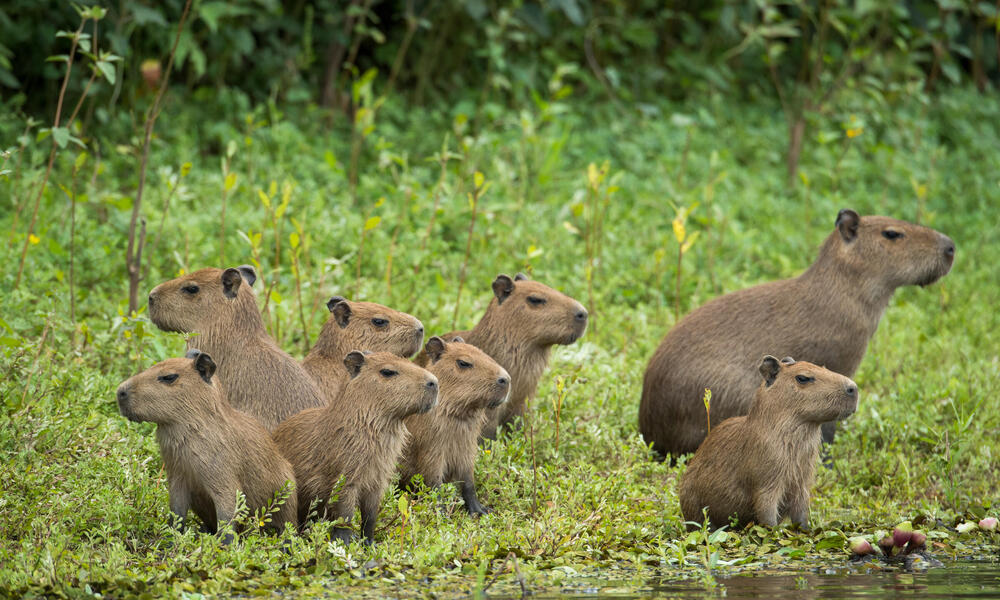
{"left": 1, "top": 89, "right": 998, "bottom": 598}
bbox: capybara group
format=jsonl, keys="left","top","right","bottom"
{"left": 303, "top": 296, "right": 424, "bottom": 403}
{"left": 641, "top": 209, "right": 954, "bottom": 456}
{"left": 272, "top": 351, "right": 438, "bottom": 543}
{"left": 148, "top": 265, "right": 326, "bottom": 431}
{"left": 419, "top": 273, "right": 587, "bottom": 439}
{"left": 116, "top": 351, "right": 298, "bottom": 538}
{"left": 400, "top": 336, "right": 510, "bottom": 515}
{"left": 679, "top": 356, "right": 859, "bottom": 530}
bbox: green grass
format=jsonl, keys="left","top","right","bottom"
{"left": 1, "top": 88, "right": 998, "bottom": 598}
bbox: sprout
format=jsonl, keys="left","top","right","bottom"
{"left": 979, "top": 517, "right": 998, "bottom": 532}
{"left": 892, "top": 521, "right": 913, "bottom": 547}
{"left": 848, "top": 536, "right": 874, "bottom": 556}
{"left": 956, "top": 521, "right": 978, "bottom": 534}
{"left": 878, "top": 536, "right": 895, "bottom": 556}
{"left": 904, "top": 530, "right": 927, "bottom": 554}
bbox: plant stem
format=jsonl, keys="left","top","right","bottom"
{"left": 453, "top": 180, "right": 481, "bottom": 329}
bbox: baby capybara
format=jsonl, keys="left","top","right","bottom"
{"left": 641, "top": 209, "right": 953, "bottom": 456}
{"left": 679, "top": 356, "right": 859, "bottom": 530}
{"left": 148, "top": 265, "right": 326, "bottom": 431}
{"left": 116, "top": 350, "right": 297, "bottom": 539}
{"left": 272, "top": 351, "right": 438, "bottom": 544}
{"left": 400, "top": 336, "right": 510, "bottom": 515}
{"left": 418, "top": 273, "right": 587, "bottom": 439}
{"left": 303, "top": 296, "right": 424, "bottom": 403}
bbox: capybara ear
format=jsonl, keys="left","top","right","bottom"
{"left": 344, "top": 351, "right": 366, "bottom": 378}
{"left": 759, "top": 355, "right": 781, "bottom": 387}
{"left": 780, "top": 356, "right": 796, "bottom": 365}
{"left": 514, "top": 272, "right": 530, "bottom": 281}
{"left": 836, "top": 209, "right": 860, "bottom": 242}
{"left": 332, "top": 299, "right": 352, "bottom": 328}
{"left": 425, "top": 336, "right": 447, "bottom": 363}
{"left": 450, "top": 335, "right": 465, "bottom": 344}
{"left": 185, "top": 349, "right": 203, "bottom": 360}
{"left": 193, "top": 352, "right": 217, "bottom": 383}
{"left": 221, "top": 268, "right": 243, "bottom": 299}
{"left": 237, "top": 264, "right": 257, "bottom": 286}
{"left": 326, "top": 296, "right": 348, "bottom": 312}
{"left": 492, "top": 274, "right": 515, "bottom": 305}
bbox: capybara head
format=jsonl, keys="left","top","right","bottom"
{"left": 487, "top": 273, "right": 588, "bottom": 345}
{"left": 116, "top": 350, "right": 219, "bottom": 425}
{"left": 829, "top": 209, "right": 955, "bottom": 288}
{"left": 424, "top": 336, "right": 510, "bottom": 412}
{"left": 756, "top": 355, "right": 859, "bottom": 424}
{"left": 148, "top": 265, "right": 258, "bottom": 333}
{"left": 342, "top": 351, "right": 439, "bottom": 418}
{"left": 318, "top": 296, "right": 424, "bottom": 358}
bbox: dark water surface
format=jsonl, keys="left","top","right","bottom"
{"left": 506, "top": 561, "right": 1000, "bottom": 599}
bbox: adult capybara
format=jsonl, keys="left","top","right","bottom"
{"left": 679, "top": 356, "right": 859, "bottom": 530}
{"left": 418, "top": 273, "right": 587, "bottom": 439}
{"left": 303, "top": 296, "right": 424, "bottom": 403}
{"left": 116, "top": 351, "right": 297, "bottom": 539}
{"left": 400, "top": 337, "right": 510, "bottom": 515}
{"left": 148, "top": 265, "right": 326, "bottom": 431}
{"left": 641, "top": 209, "right": 953, "bottom": 456}
{"left": 272, "top": 351, "right": 438, "bottom": 544}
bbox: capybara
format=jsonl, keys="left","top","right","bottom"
{"left": 116, "top": 350, "right": 297, "bottom": 539}
{"left": 641, "top": 209, "right": 953, "bottom": 456}
{"left": 272, "top": 351, "right": 438, "bottom": 544}
{"left": 400, "top": 336, "right": 510, "bottom": 515}
{"left": 303, "top": 296, "right": 424, "bottom": 403}
{"left": 418, "top": 273, "right": 587, "bottom": 439}
{"left": 678, "top": 356, "right": 859, "bottom": 530}
{"left": 148, "top": 265, "right": 326, "bottom": 431}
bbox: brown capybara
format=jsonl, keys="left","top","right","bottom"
{"left": 148, "top": 265, "right": 326, "bottom": 431}
{"left": 116, "top": 350, "right": 298, "bottom": 540}
{"left": 400, "top": 337, "right": 510, "bottom": 515}
{"left": 272, "top": 351, "right": 438, "bottom": 544}
{"left": 641, "top": 209, "right": 954, "bottom": 456}
{"left": 679, "top": 356, "right": 859, "bottom": 530}
{"left": 303, "top": 296, "right": 424, "bottom": 403}
{"left": 418, "top": 273, "right": 587, "bottom": 439}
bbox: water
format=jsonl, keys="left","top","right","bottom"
{"left": 506, "top": 560, "right": 1000, "bottom": 599}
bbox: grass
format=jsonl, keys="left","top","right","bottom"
{"left": 1, "top": 86, "right": 999, "bottom": 598}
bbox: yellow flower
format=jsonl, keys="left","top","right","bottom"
{"left": 846, "top": 127, "right": 863, "bottom": 139}
{"left": 28, "top": 234, "right": 40, "bottom": 245}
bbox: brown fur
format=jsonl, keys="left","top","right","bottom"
{"left": 148, "top": 265, "right": 326, "bottom": 431}
{"left": 303, "top": 296, "right": 424, "bottom": 403}
{"left": 641, "top": 210, "right": 954, "bottom": 456}
{"left": 272, "top": 351, "right": 438, "bottom": 543}
{"left": 116, "top": 351, "right": 298, "bottom": 538}
{"left": 417, "top": 273, "right": 587, "bottom": 439}
{"left": 400, "top": 337, "right": 510, "bottom": 514}
{"left": 678, "top": 356, "right": 858, "bottom": 530}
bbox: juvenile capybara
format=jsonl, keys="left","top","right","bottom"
{"left": 678, "top": 356, "right": 859, "bottom": 530}
{"left": 400, "top": 337, "right": 510, "bottom": 515}
{"left": 418, "top": 273, "right": 587, "bottom": 439}
{"left": 303, "top": 296, "right": 424, "bottom": 403}
{"left": 116, "top": 351, "right": 298, "bottom": 538}
{"left": 641, "top": 209, "right": 954, "bottom": 456}
{"left": 272, "top": 351, "right": 438, "bottom": 544}
{"left": 148, "top": 265, "right": 326, "bottom": 431}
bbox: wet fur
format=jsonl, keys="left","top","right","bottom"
{"left": 148, "top": 267, "right": 326, "bottom": 431}
{"left": 640, "top": 212, "right": 954, "bottom": 456}
{"left": 678, "top": 357, "right": 858, "bottom": 530}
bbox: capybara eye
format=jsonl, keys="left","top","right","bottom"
{"left": 379, "top": 368, "right": 398, "bottom": 378}
{"left": 457, "top": 359, "right": 473, "bottom": 369}
{"left": 882, "top": 230, "right": 904, "bottom": 240}
{"left": 526, "top": 296, "right": 546, "bottom": 306}
{"left": 371, "top": 318, "right": 389, "bottom": 327}
{"left": 182, "top": 284, "right": 200, "bottom": 294}
{"left": 157, "top": 373, "right": 179, "bottom": 384}
{"left": 794, "top": 374, "right": 815, "bottom": 384}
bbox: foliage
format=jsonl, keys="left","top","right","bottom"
{"left": 2, "top": 69, "right": 999, "bottom": 596}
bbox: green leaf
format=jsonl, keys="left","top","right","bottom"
{"left": 364, "top": 216, "right": 381, "bottom": 231}
{"left": 95, "top": 60, "right": 115, "bottom": 84}
{"left": 51, "top": 127, "right": 70, "bottom": 149}
{"left": 289, "top": 232, "right": 300, "bottom": 250}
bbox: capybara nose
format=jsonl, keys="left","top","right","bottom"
{"left": 575, "top": 310, "right": 588, "bottom": 322}
{"left": 497, "top": 376, "right": 509, "bottom": 387}
{"left": 147, "top": 294, "right": 154, "bottom": 308}
{"left": 416, "top": 325, "right": 424, "bottom": 334}
{"left": 845, "top": 384, "right": 858, "bottom": 398}
{"left": 944, "top": 243, "right": 955, "bottom": 259}
{"left": 425, "top": 379, "right": 437, "bottom": 391}
{"left": 116, "top": 387, "right": 128, "bottom": 404}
